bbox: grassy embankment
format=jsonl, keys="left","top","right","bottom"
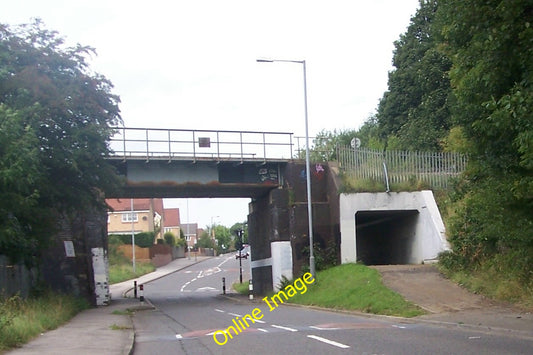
{"left": 342, "top": 175, "right": 533, "bottom": 310}
{"left": 438, "top": 254, "right": 533, "bottom": 310}
{"left": 235, "top": 263, "right": 424, "bottom": 318}
{"left": 0, "top": 292, "right": 89, "bottom": 351}
{"left": 108, "top": 243, "right": 155, "bottom": 284}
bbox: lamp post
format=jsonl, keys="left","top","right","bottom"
{"left": 256, "top": 58, "right": 315, "bottom": 278}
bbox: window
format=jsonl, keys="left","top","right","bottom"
{"left": 121, "top": 212, "right": 138, "bottom": 223}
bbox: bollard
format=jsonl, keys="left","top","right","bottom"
{"left": 139, "top": 284, "right": 145, "bottom": 303}
{"left": 134, "top": 281, "right": 138, "bottom": 299}
{"left": 248, "top": 279, "right": 253, "bottom": 300}
{"left": 222, "top": 277, "right": 226, "bottom": 295}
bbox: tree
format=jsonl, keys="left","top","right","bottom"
{"left": 163, "top": 232, "right": 176, "bottom": 246}
{"left": 437, "top": 0, "right": 533, "bottom": 179}
{"left": 0, "top": 20, "right": 122, "bottom": 263}
{"left": 213, "top": 225, "right": 232, "bottom": 253}
{"left": 376, "top": 0, "right": 453, "bottom": 151}
{"left": 196, "top": 231, "right": 215, "bottom": 249}
{"left": 435, "top": 0, "right": 533, "bottom": 280}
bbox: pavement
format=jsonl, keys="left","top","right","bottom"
{"left": 6, "top": 256, "right": 212, "bottom": 355}
{"left": 6, "top": 258, "right": 533, "bottom": 354}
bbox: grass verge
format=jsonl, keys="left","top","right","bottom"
{"left": 109, "top": 261, "right": 156, "bottom": 284}
{"left": 0, "top": 292, "right": 89, "bottom": 351}
{"left": 108, "top": 243, "right": 156, "bottom": 284}
{"left": 232, "top": 281, "right": 249, "bottom": 295}
{"left": 438, "top": 258, "right": 533, "bottom": 310}
{"left": 287, "top": 263, "right": 425, "bottom": 318}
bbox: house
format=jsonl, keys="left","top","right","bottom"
{"left": 163, "top": 208, "right": 181, "bottom": 238}
{"left": 180, "top": 223, "right": 198, "bottom": 249}
{"left": 106, "top": 198, "right": 165, "bottom": 241}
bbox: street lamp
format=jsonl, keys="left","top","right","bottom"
{"left": 256, "top": 58, "right": 315, "bottom": 278}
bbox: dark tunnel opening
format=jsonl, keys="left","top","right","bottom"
{"left": 355, "top": 210, "right": 419, "bottom": 265}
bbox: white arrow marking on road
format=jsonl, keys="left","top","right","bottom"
{"left": 271, "top": 324, "right": 297, "bottom": 332}
{"left": 307, "top": 335, "right": 350, "bottom": 349}
{"left": 196, "top": 287, "right": 218, "bottom": 292}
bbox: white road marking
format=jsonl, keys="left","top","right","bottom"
{"left": 253, "top": 319, "right": 266, "bottom": 324}
{"left": 196, "top": 287, "right": 218, "bottom": 292}
{"left": 307, "top": 335, "right": 350, "bottom": 349}
{"left": 215, "top": 309, "right": 225, "bottom": 313}
{"left": 468, "top": 336, "right": 481, "bottom": 339}
{"left": 310, "top": 326, "right": 340, "bottom": 330}
{"left": 228, "top": 312, "right": 242, "bottom": 317}
{"left": 257, "top": 328, "right": 269, "bottom": 332}
{"left": 392, "top": 325, "right": 406, "bottom": 329}
{"left": 180, "top": 281, "right": 191, "bottom": 292}
{"left": 175, "top": 334, "right": 183, "bottom": 339}
{"left": 217, "top": 256, "right": 233, "bottom": 268}
{"left": 271, "top": 324, "right": 297, "bottom": 332}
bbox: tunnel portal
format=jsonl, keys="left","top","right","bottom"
{"left": 355, "top": 210, "right": 419, "bottom": 265}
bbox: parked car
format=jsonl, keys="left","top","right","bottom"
{"left": 235, "top": 251, "right": 249, "bottom": 259}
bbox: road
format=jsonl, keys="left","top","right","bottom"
{"left": 132, "top": 255, "right": 533, "bottom": 355}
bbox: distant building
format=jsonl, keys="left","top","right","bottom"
{"left": 163, "top": 208, "right": 181, "bottom": 238}
{"left": 180, "top": 223, "right": 198, "bottom": 249}
{"left": 106, "top": 198, "right": 165, "bottom": 241}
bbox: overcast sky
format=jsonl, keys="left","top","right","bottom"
{"left": 3, "top": 0, "right": 420, "bottom": 229}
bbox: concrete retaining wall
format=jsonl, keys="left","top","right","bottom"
{"left": 340, "top": 191, "right": 450, "bottom": 265}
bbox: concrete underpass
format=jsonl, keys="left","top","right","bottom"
{"left": 355, "top": 210, "right": 419, "bottom": 265}
{"left": 340, "top": 191, "right": 450, "bottom": 266}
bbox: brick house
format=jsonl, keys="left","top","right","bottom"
{"left": 163, "top": 208, "right": 181, "bottom": 239}
{"left": 106, "top": 198, "right": 165, "bottom": 241}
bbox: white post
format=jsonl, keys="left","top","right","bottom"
{"left": 130, "top": 198, "right": 136, "bottom": 273}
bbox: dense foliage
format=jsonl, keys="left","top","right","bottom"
{"left": 435, "top": 0, "right": 533, "bottom": 283}
{"left": 0, "top": 20, "right": 121, "bottom": 264}
{"left": 311, "top": 0, "right": 532, "bottom": 302}
{"left": 377, "top": 0, "right": 452, "bottom": 151}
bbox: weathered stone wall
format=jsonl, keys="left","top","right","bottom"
{"left": 0, "top": 255, "right": 38, "bottom": 298}
{"left": 40, "top": 207, "right": 108, "bottom": 306}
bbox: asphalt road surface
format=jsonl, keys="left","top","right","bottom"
{"left": 132, "top": 255, "right": 533, "bottom": 355}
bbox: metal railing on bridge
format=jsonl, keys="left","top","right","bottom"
{"left": 108, "top": 127, "right": 296, "bottom": 163}
{"left": 337, "top": 145, "right": 467, "bottom": 189}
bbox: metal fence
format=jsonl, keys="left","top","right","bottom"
{"left": 337, "top": 146, "right": 468, "bottom": 189}
{"left": 108, "top": 127, "right": 295, "bottom": 163}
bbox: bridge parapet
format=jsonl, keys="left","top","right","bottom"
{"left": 109, "top": 127, "right": 295, "bottom": 163}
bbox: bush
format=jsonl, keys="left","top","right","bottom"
{"left": 302, "top": 242, "right": 338, "bottom": 272}
{"left": 108, "top": 234, "right": 124, "bottom": 245}
{"left": 108, "top": 232, "right": 155, "bottom": 248}
{"left": 163, "top": 232, "right": 176, "bottom": 246}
